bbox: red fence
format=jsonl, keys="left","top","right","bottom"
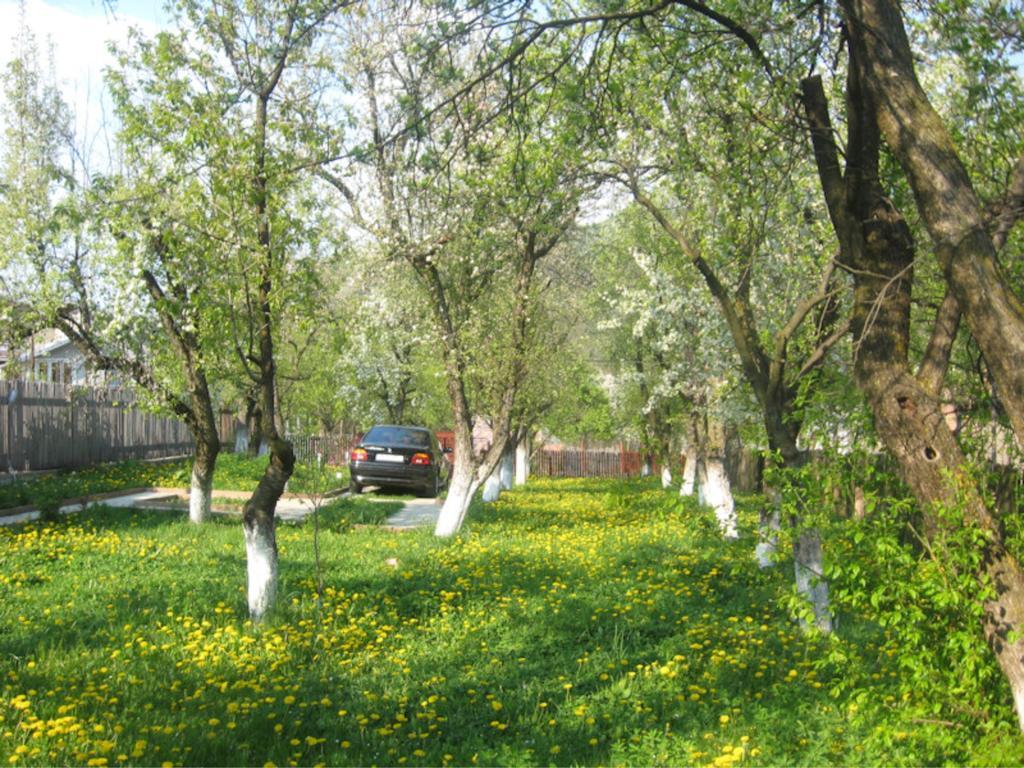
{"left": 534, "top": 447, "right": 671, "bottom": 479}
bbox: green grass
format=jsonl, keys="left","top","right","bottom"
{"left": 0, "top": 453, "right": 349, "bottom": 510}
{"left": 0, "top": 478, "right": 1020, "bottom": 767}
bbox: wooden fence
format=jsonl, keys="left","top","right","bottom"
{"left": 534, "top": 447, "right": 669, "bottom": 479}
{"left": 0, "top": 381, "right": 194, "bottom": 472}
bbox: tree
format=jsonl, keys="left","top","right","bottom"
{"left": 324, "top": 4, "right": 589, "bottom": 534}
{"left": 189, "top": 0, "right": 345, "bottom": 621}
{"left": 802, "top": 0, "right": 1024, "bottom": 728}
{"left": 590, "top": 203, "right": 742, "bottom": 534}
{"left": 0, "top": 15, "right": 232, "bottom": 527}
{"left": 570, "top": 19, "right": 843, "bottom": 629}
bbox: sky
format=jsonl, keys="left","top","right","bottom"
{"left": 0, "top": 0, "right": 165, "bottom": 146}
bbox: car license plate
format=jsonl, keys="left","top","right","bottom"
{"left": 376, "top": 454, "right": 404, "bottom": 463}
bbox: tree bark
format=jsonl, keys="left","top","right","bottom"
{"left": 240, "top": 90, "right": 295, "bottom": 623}
{"left": 247, "top": 398, "right": 264, "bottom": 458}
{"left": 514, "top": 434, "right": 530, "bottom": 485}
{"left": 499, "top": 442, "right": 515, "bottom": 490}
{"left": 189, "top": 431, "right": 219, "bottom": 524}
{"left": 435, "top": 402, "right": 482, "bottom": 536}
{"left": 755, "top": 497, "right": 781, "bottom": 569}
{"left": 482, "top": 471, "right": 502, "bottom": 502}
{"left": 679, "top": 455, "right": 696, "bottom": 496}
{"left": 699, "top": 459, "right": 738, "bottom": 539}
{"left": 794, "top": 529, "right": 832, "bottom": 632}
{"left": 679, "top": 410, "right": 699, "bottom": 496}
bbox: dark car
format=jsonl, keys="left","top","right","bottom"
{"left": 348, "top": 425, "right": 450, "bottom": 497}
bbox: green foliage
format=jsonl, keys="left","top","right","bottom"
{"left": 1, "top": 478, "right": 1017, "bottom": 766}
{"left": 767, "top": 451, "right": 1022, "bottom": 760}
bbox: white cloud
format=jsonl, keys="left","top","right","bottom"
{"left": 0, "top": 0, "right": 163, "bottom": 159}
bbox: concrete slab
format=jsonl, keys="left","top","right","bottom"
{"left": 0, "top": 488, "right": 440, "bottom": 531}
{"left": 0, "top": 490, "right": 328, "bottom": 527}
{"left": 384, "top": 497, "right": 441, "bottom": 530}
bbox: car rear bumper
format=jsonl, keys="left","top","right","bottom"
{"left": 349, "top": 461, "right": 434, "bottom": 487}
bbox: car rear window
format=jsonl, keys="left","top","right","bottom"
{"left": 362, "top": 426, "right": 431, "bottom": 448}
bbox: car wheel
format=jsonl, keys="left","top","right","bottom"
{"left": 349, "top": 480, "right": 362, "bottom": 495}
{"left": 419, "top": 473, "right": 439, "bottom": 498}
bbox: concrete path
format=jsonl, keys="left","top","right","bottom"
{"left": 0, "top": 488, "right": 441, "bottom": 530}
{"left": 0, "top": 490, "right": 324, "bottom": 526}
{"left": 383, "top": 497, "right": 442, "bottom": 530}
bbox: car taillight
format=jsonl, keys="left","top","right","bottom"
{"left": 350, "top": 448, "right": 368, "bottom": 462}
{"left": 410, "top": 453, "right": 431, "bottom": 466}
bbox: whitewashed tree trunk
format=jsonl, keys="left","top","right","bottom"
{"left": 234, "top": 425, "right": 249, "bottom": 454}
{"left": 244, "top": 520, "right": 278, "bottom": 622}
{"left": 189, "top": 465, "right": 213, "bottom": 524}
{"left": 698, "top": 458, "right": 738, "bottom": 539}
{"left": 189, "top": 436, "right": 218, "bottom": 525}
{"left": 641, "top": 457, "right": 652, "bottom": 477}
{"left": 793, "top": 529, "right": 832, "bottom": 633}
{"left": 482, "top": 472, "right": 501, "bottom": 502}
{"left": 679, "top": 455, "right": 696, "bottom": 496}
{"left": 660, "top": 464, "right": 673, "bottom": 488}
{"left": 514, "top": 437, "right": 530, "bottom": 485}
{"left": 755, "top": 507, "right": 781, "bottom": 568}
{"left": 436, "top": 467, "right": 479, "bottom": 537}
{"left": 499, "top": 446, "right": 514, "bottom": 490}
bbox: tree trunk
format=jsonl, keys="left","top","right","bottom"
{"left": 755, "top": 501, "right": 780, "bottom": 568}
{"left": 189, "top": 434, "right": 218, "bottom": 524}
{"left": 499, "top": 443, "right": 514, "bottom": 490}
{"left": 244, "top": 500, "right": 279, "bottom": 622}
{"left": 514, "top": 435, "right": 530, "bottom": 485}
{"left": 679, "top": 454, "right": 696, "bottom": 496}
{"left": 482, "top": 471, "right": 501, "bottom": 502}
{"left": 699, "top": 457, "right": 738, "bottom": 539}
{"left": 841, "top": 0, "right": 1024, "bottom": 444}
{"left": 680, "top": 410, "right": 699, "bottom": 496}
{"left": 247, "top": 409, "right": 263, "bottom": 457}
{"left": 234, "top": 423, "right": 249, "bottom": 454}
{"left": 640, "top": 456, "right": 652, "bottom": 477}
{"left": 436, "top": 456, "right": 480, "bottom": 537}
{"left": 794, "top": 528, "right": 832, "bottom": 632}
{"left": 803, "top": 65, "right": 1024, "bottom": 724}
{"left": 660, "top": 461, "right": 673, "bottom": 489}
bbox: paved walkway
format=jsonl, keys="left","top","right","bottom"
{"left": 383, "top": 497, "right": 442, "bottom": 530}
{"left": 1, "top": 489, "right": 443, "bottom": 530}
{"left": 0, "top": 490, "right": 325, "bottom": 526}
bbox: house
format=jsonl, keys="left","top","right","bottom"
{"left": 2, "top": 329, "right": 115, "bottom": 386}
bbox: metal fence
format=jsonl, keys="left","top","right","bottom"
{"left": 0, "top": 380, "right": 194, "bottom": 472}
{"left": 287, "top": 433, "right": 361, "bottom": 466}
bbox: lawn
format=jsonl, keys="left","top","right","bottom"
{"left": 0, "top": 454, "right": 349, "bottom": 511}
{"left": 0, "top": 478, "right": 1020, "bottom": 767}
